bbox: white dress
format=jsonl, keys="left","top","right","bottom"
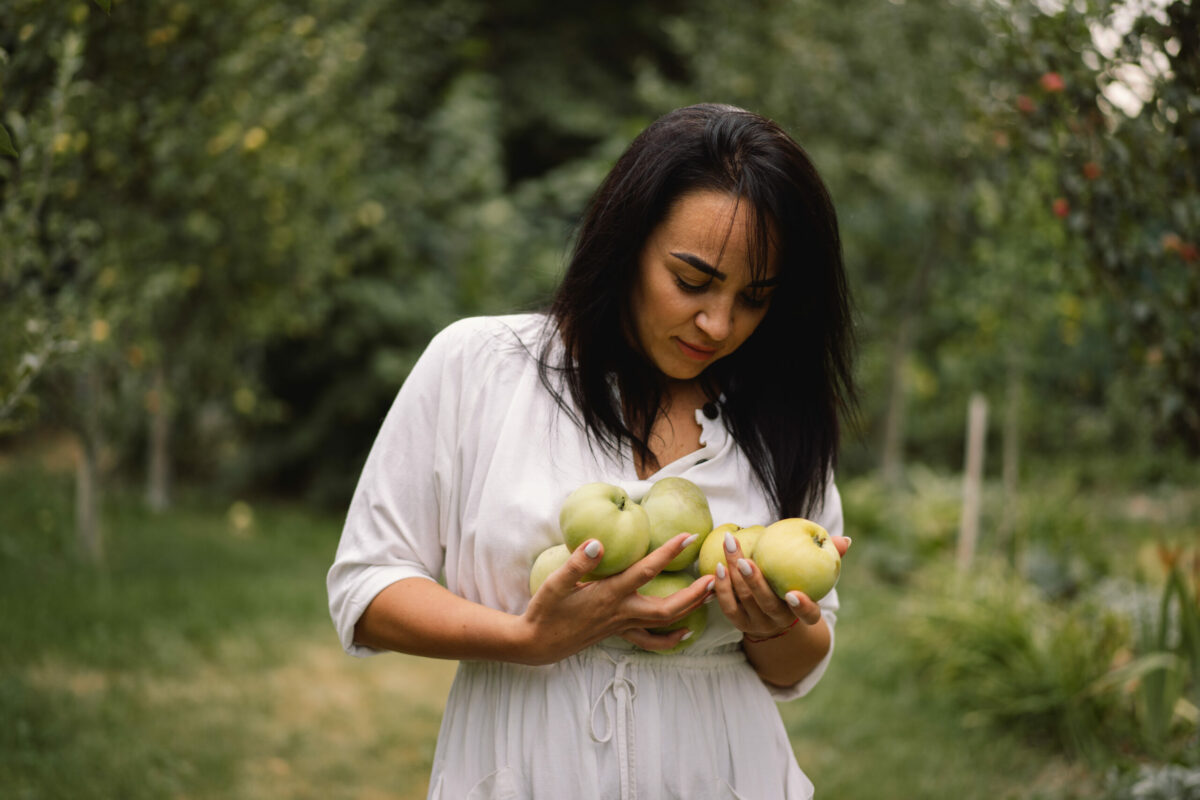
{"left": 327, "top": 314, "right": 842, "bottom": 800}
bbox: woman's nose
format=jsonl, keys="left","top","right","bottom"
{"left": 695, "top": 298, "right": 734, "bottom": 342}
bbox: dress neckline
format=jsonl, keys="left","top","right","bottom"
{"left": 626, "top": 398, "right": 727, "bottom": 483}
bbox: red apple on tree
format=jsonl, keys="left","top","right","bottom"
{"left": 1040, "top": 72, "right": 1065, "bottom": 92}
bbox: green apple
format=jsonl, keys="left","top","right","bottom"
{"left": 697, "top": 522, "right": 766, "bottom": 576}
{"left": 639, "top": 477, "right": 713, "bottom": 571}
{"left": 637, "top": 571, "right": 707, "bottom": 654}
{"left": 559, "top": 482, "right": 651, "bottom": 577}
{"left": 752, "top": 518, "right": 841, "bottom": 602}
{"left": 528, "top": 544, "right": 572, "bottom": 595}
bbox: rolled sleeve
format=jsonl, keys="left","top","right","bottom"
{"left": 326, "top": 324, "right": 468, "bottom": 656}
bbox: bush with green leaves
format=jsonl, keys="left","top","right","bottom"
{"left": 903, "top": 550, "right": 1200, "bottom": 773}
{"left": 904, "top": 560, "right": 1128, "bottom": 761}
{"left": 840, "top": 469, "right": 963, "bottom": 583}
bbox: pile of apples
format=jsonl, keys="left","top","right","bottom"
{"left": 528, "top": 477, "right": 841, "bottom": 654}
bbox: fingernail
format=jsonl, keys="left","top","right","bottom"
{"left": 716, "top": 563, "right": 727, "bottom": 580}
{"left": 844, "top": 537, "right": 853, "bottom": 549}
{"left": 724, "top": 532, "right": 737, "bottom": 553}
{"left": 584, "top": 540, "right": 602, "bottom": 558}
{"left": 737, "top": 558, "right": 752, "bottom": 576}
{"left": 681, "top": 533, "right": 699, "bottom": 550}
{"left": 680, "top": 630, "right": 694, "bottom": 641}
{"left": 786, "top": 593, "right": 801, "bottom": 607}
{"left": 705, "top": 580, "right": 716, "bottom": 593}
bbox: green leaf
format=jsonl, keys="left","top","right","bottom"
{"left": 1084, "top": 652, "right": 1182, "bottom": 698}
{"left": 93, "top": 0, "right": 111, "bottom": 14}
{"left": 0, "top": 124, "right": 16, "bottom": 158}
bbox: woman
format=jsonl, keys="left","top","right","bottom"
{"left": 327, "top": 103, "right": 856, "bottom": 799}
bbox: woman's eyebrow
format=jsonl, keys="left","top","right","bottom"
{"left": 670, "top": 251, "right": 780, "bottom": 288}
{"left": 671, "top": 251, "right": 725, "bottom": 279}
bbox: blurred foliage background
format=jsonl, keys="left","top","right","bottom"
{"left": 2, "top": 0, "right": 1199, "bottom": 797}
{"left": 3, "top": 0, "right": 1198, "bottom": 505}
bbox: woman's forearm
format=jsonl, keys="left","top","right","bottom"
{"left": 354, "top": 577, "right": 538, "bottom": 663}
{"left": 742, "top": 614, "right": 831, "bottom": 688}
{"left": 353, "top": 534, "right": 715, "bottom": 667}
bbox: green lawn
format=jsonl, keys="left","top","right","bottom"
{"left": 0, "top": 467, "right": 1096, "bottom": 799}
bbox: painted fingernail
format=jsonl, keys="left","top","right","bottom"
{"left": 584, "top": 540, "right": 602, "bottom": 558}
{"left": 680, "top": 630, "right": 694, "bottom": 641}
{"left": 716, "top": 563, "right": 727, "bottom": 580}
{"left": 705, "top": 580, "right": 716, "bottom": 593}
{"left": 786, "top": 592, "right": 801, "bottom": 607}
{"left": 737, "top": 558, "right": 752, "bottom": 576}
{"left": 725, "top": 532, "right": 737, "bottom": 553}
{"left": 681, "top": 533, "right": 699, "bottom": 550}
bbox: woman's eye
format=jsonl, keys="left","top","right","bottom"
{"left": 674, "top": 275, "right": 709, "bottom": 293}
{"left": 740, "top": 292, "right": 770, "bottom": 310}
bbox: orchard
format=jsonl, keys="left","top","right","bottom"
{"left": 1, "top": 0, "right": 1197, "bottom": 797}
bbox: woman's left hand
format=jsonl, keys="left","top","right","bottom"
{"left": 711, "top": 530, "right": 851, "bottom": 640}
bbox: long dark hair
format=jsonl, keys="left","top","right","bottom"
{"left": 539, "top": 103, "right": 855, "bottom": 518}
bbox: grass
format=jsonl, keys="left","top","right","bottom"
{"left": 0, "top": 465, "right": 1104, "bottom": 799}
{"left": 0, "top": 468, "right": 454, "bottom": 799}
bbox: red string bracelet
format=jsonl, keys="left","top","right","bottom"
{"left": 743, "top": 617, "right": 800, "bottom": 644}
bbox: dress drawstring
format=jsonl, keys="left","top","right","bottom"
{"left": 583, "top": 646, "right": 747, "bottom": 800}
{"left": 590, "top": 652, "right": 639, "bottom": 800}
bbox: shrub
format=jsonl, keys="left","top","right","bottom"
{"left": 904, "top": 560, "right": 1127, "bottom": 761}
{"left": 840, "top": 468, "right": 961, "bottom": 584}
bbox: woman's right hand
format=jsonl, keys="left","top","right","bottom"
{"left": 518, "top": 532, "right": 715, "bottom": 664}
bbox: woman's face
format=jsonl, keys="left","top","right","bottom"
{"left": 629, "top": 190, "right": 779, "bottom": 382}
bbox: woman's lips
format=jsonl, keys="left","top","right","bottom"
{"left": 676, "top": 338, "right": 717, "bottom": 361}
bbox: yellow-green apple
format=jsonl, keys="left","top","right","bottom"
{"left": 559, "top": 482, "right": 651, "bottom": 577}
{"left": 697, "top": 523, "right": 766, "bottom": 576}
{"left": 528, "top": 544, "right": 572, "bottom": 594}
{"left": 637, "top": 571, "right": 708, "bottom": 654}
{"left": 639, "top": 477, "right": 713, "bottom": 571}
{"left": 752, "top": 518, "right": 841, "bottom": 602}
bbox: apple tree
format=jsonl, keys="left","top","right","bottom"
{"left": 981, "top": 0, "right": 1200, "bottom": 454}
{"left": 1, "top": 2, "right": 114, "bottom": 559}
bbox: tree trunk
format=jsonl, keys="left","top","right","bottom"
{"left": 146, "top": 363, "right": 171, "bottom": 512}
{"left": 998, "top": 356, "right": 1021, "bottom": 561}
{"left": 75, "top": 365, "right": 103, "bottom": 563}
{"left": 879, "top": 313, "right": 914, "bottom": 487}
{"left": 879, "top": 256, "right": 936, "bottom": 486}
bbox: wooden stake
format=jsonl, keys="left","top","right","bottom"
{"left": 958, "top": 393, "right": 988, "bottom": 572}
